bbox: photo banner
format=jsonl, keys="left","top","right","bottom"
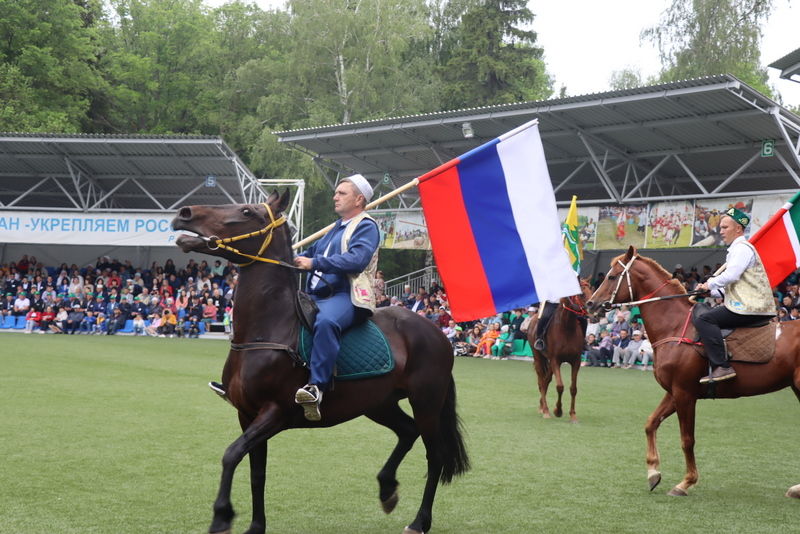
{"left": 0, "top": 211, "right": 180, "bottom": 246}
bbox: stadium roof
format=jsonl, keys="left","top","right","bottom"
{"left": 276, "top": 74, "right": 800, "bottom": 207}
{"left": 0, "top": 134, "right": 267, "bottom": 212}
{"left": 769, "top": 47, "right": 800, "bottom": 81}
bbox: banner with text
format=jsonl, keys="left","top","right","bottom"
{"left": 0, "top": 211, "right": 180, "bottom": 246}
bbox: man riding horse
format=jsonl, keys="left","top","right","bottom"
{"left": 292, "top": 173, "right": 380, "bottom": 420}
{"left": 693, "top": 207, "right": 775, "bottom": 384}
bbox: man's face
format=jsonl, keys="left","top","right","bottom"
{"left": 719, "top": 216, "right": 743, "bottom": 245}
{"left": 620, "top": 330, "right": 629, "bottom": 338}
{"left": 333, "top": 181, "right": 362, "bottom": 217}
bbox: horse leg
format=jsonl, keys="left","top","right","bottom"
{"left": 567, "top": 360, "right": 579, "bottom": 423}
{"left": 644, "top": 392, "right": 676, "bottom": 491}
{"left": 553, "top": 359, "right": 565, "bottom": 418}
{"left": 243, "top": 440, "right": 268, "bottom": 534}
{"left": 366, "top": 402, "right": 420, "bottom": 514}
{"left": 210, "top": 404, "right": 284, "bottom": 534}
{"left": 668, "top": 391, "right": 698, "bottom": 496}
{"left": 534, "top": 355, "right": 552, "bottom": 418}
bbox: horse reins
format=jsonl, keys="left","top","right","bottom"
{"left": 603, "top": 255, "right": 703, "bottom": 309}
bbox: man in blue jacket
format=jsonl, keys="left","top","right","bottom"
{"left": 292, "top": 174, "right": 380, "bottom": 421}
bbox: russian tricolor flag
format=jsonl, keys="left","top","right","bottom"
{"left": 418, "top": 119, "right": 580, "bottom": 321}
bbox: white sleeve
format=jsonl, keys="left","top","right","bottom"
{"left": 707, "top": 242, "right": 755, "bottom": 291}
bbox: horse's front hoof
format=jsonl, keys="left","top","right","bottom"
{"left": 667, "top": 486, "right": 688, "bottom": 496}
{"left": 542, "top": 412, "right": 551, "bottom": 419}
{"left": 381, "top": 489, "right": 399, "bottom": 514}
{"left": 647, "top": 470, "right": 662, "bottom": 491}
{"left": 786, "top": 484, "right": 800, "bottom": 499}
{"left": 403, "top": 527, "right": 424, "bottom": 534}
{"left": 554, "top": 407, "right": 563, "bottom": 418}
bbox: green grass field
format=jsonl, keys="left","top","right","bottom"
{"left": 2, "top": 332, "right": 798, "bottom": 534}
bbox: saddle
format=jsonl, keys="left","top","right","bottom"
{"left": 692, "top": 303, "right": 777, "bottom": 363}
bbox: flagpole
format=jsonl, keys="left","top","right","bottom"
{"left": 292, "top": 118, "right": 541, "bottom": 251}
{"left": 292, "top": 178, "right": 420, "bottom": 250}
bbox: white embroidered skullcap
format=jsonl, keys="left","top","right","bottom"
{"left": 342, "top": 174, "right": 373, "bottom": 202}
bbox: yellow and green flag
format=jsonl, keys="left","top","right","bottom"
{"left": 562, "top": 195, "right": 582, "bottom": 274}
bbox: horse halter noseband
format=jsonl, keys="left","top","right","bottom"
{"left": 606, "top": 255, "right": 638, "bottom": 308}
{"left": 203, "top": 203, "right": 290, "bottom": 268}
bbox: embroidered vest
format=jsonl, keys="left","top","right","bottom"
{"left": 724, "top": 240, "right": 774, "bottom": 316}
{"left": 341, "top": 212, "right": 379, "bottom": 313}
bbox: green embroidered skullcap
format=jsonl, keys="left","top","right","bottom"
{"left": 724, "top": 207, "right": 750, "bottom": 228}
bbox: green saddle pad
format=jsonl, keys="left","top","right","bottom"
{"left": 299, "top": 320, "right": 394, "bottom": 380}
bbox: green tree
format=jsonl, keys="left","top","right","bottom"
{"left": 0, "top": 0, "right": 105, "bottom": 131}
{"left": 608, "top": 68, "right": 644, "bottom": 90}
{"left": 642, "top": 0, "right": 774, "bottom": 95}
{"left": 440, "top": 0, "right": 552, "bottom": 109}
{"left": 98, "top": 0, "right": 220, "bottom": 133}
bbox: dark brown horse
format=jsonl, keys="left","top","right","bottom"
{"left": 586, "top": 246, "right": 800, "bottom": 498}
{"left": 527, "top": 280, "right": 592, "bottom": 422}
{"left": 172, "top": 191, "right": 469, "bottom": 534}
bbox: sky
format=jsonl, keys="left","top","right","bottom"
{"left": 205, "top": 0, "right": 800, "bottom": 108}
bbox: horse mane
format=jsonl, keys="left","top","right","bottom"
{"left": 610, "top": 252, "right": 686, "bottom": 294}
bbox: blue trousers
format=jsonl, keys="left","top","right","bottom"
{"left": 309, "top": 292, "right": 355, "bottom": 391}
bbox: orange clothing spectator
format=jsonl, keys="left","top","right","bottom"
{"left": 475, "top": 323, "right": 501, "bottom": 356}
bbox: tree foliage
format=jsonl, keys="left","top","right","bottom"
{"left": 642, "top": 0, "right": 774, "bottom": 95}
{"left": 0, "top": 0, "right": 105, "bottom": 131}
{"left": 441, "top": 0, "right": 552, "bottom": 109}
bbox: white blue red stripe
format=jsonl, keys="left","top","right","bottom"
{"left": 418, "top": 120, "right": 580, "bottom": 321}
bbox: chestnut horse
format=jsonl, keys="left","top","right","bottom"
{"left": 172, "top": 191, "right": 469, "bottom": 534}
{"left": 527, "top": 280, "right": 593, "bottom": 422}
{"left": 586, "top": 246, "right": 800, "bottom": 498}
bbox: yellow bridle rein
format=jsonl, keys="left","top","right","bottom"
{"left": 204, "top": 203, "right": 288, "bottom": 267}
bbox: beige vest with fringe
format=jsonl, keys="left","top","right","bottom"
{"left": 724, "top": 240, "right": 774, "bottom": 316}
{"left": 341, "top": 212, "right": 379, "bottom": 313}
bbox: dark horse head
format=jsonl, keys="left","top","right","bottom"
{"left": 172, "top": 189, "right": 293, "bottom": 267}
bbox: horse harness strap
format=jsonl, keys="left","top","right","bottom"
{"left": 562, "top": 296, "right": 587, "bottom": 317}
{"left": 651, "top": 306, "right": 703, "bottom": 354}
{"left": 205, "top": 203, "right": 290, "bottom": 267}
{"left": 230, "top": 341, "right": 306, "bottom": 367}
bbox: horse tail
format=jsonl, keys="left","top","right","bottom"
{"left": 439, "top": 375, "right": 471, "bottom": 484}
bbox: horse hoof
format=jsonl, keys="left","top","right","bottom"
{"left": 542, "top": 413, "right": 551, "bottom": 419}
{"left": 402, "top": 527, "right": 424, "bottom": 534}
{"left": 667, "top": 486, "right": 688, "bottom": 497}
{"left": 554, "top": 409, "right": 563, "bottom": 418}
{"left": 381, "top": 490, "right": 399, "bottom": 514}
{"left": 786, "top": 484, "right": 800, "bottom": 499}
{"left": 647, "top": 470, "right": 662, "bottom": 491}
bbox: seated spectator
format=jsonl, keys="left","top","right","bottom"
{"left": 597, "top": 330, "right": 613, "bottom": 367}
{"left": 145, "top": 314, "right": 162, "bottom": 337}
{"left": 79, "top": 310, "right": 97, "bottom": 334}
{"left": 202, "top": 298, "right": 218, "bottom": 329}
{"left": 465, "top": 325, "right": 482, "bottom": 355}
{"left": 131, "top": 312, "right": 146, "bottom": 335}
{"left": 442, "top": 319, "right": 458, "bottom": 343}
{"left": 186, "top": 316, "right": 201, "bottom": 338}
{"left": 50, "top": 306, "right": 68, "bottom": 333}
{"left": 13, "top": 291, "right": 31, "bottom": 316}
{"left": 64, "top": 303, "right": 85, "bottom": 335}
{"left": 39, "top": 305, "right": 56, "bottom": 333}
{"left": 475, "top": 322, "right": 501, "bottom": 357}
{"left": 584, "top": 333, "right": 603, "bottom": 366}
{"left": 105, "top": 307, "right": 126, "bottom": 335}
{"left": 157, "top": 309, "right": 177, "bottom": 337}
{"left": 638, "top": 332, "right": 654, "bottom": 370}
{"left": 24, "top": 308, "right": 42, "bottom": 333}
{"left": 95, "top": 312, "right": 107, "bottom": 334}
{"left": 491, "top": 324, "right": 513, "bottom": 359}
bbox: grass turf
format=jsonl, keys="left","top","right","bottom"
{"left": 2, "top": 332, "right": 798, "bottom": 533}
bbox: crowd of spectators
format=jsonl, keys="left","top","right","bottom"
{"left": 1, "top": 254, "right": 237, "bottom": 338}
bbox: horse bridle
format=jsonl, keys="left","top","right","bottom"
{"left": 202, "top": 203, "right": 293, "bottom": 268}
{"left": 605, "top": 255, "right": 639, "bottom": 309}
{"left": 602, "top": 255, "right": 699, "bottom": 309}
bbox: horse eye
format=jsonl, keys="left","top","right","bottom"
{"left": 242, "top": 208, "right": 252, "bottom": 217}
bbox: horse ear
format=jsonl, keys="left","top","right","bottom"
{"left": 625, "top": 245, "right": 636, "bottom": 260}
{"left": 267, "top": 189, "right": 279, "bottom": 204}
{"left": 277, "top": 189, "right": 291, "bottom": 214}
